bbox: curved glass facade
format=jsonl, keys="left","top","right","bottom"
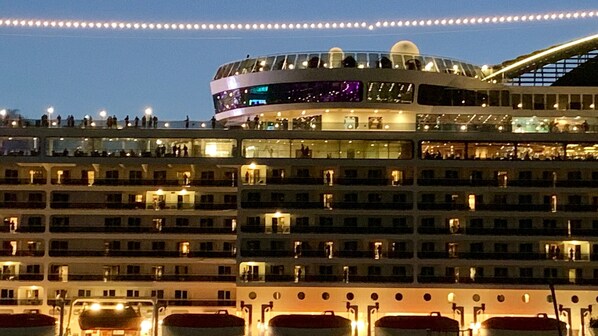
{"left": 213, "top": 81, "right": 362, "bottom": 113}
{"left": 213, "top": 52, "right": 483, "bottom": 80}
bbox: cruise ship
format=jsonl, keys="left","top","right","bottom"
{"left": 1, "top": 33, "right": 598, "bottom": 336}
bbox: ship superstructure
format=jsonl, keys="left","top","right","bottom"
{"left": 0, "top": 35, "right": 598, "bottom": 336}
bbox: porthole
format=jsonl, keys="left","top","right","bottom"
{"left": 572, "top": 295, "right": 579, "bottom": 303}
{"left": 273, "top": 292, "right": 281, "bottom": 300}
{"left": 395, "top": 293, "right": 403, "bottom": 301}
{"left": 497, "top": 295, "right": 505, "bottom": 303}
{"left": 249, "top": 292, "right": 257, "bottom": 300}
{"left": 547, "top": 295, "right": 553, "bottom": 303}
{"left": 423, "top": 293, "right": 431, "bottom": 301}
{"left": 297, "top": 292, "right": 305, "bottom": 300}
{"left": 322, "top": 292, "right": 330, "bottom": 300}
{"left": 371, "top": 293, "right": 379, "bottom": 301}
{"left": 522, "top": 294, "right": 530, "bottom": 303}
{"left": 346, "top": 293, "right": 354, "bottom": 301}
{"left": 472, "top": 294, "right": 480, "bottom": 302}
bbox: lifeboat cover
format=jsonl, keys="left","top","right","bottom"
{"left": 376, "top": 316, "right": 459, "bottom": 332}
{"left": 162, "top": 313, "right": 244, "bottom": 328}
{"left": 481, "top": 317, "right": 565, "bottom": 331}
{"left": 269, "top": 314, "right": 351, "bottom": 329}
{"left": 0, "top": 314, "right": 55, "bottom": 328}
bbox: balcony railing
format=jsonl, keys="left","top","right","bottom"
{"left": 267, "top": 177, "right": 415, "bottom": 186}
{"left": 0, "top": 299, "right": 43, "bottom": 306}
{"left": 49, "top": 202, "right": 236, "bottom": 210}
{"left": 241, "top": 201, "right": 412, "bottom": 210}
{"left": 48, "top": 250, "right": 236, "bottom": 258}
{"left": 0, "top": 250, "right": 44, "bottom": 257}
{"left": 466, "top": 227, "right": 568, "bottom": 236}
{"left": 49, "top": 225, "right": 235, "bottom": 234}
{"left": 0, "top": 202, "right": 45, "bottom": 209}
{"left": 417, "top": 203, "right": 469, "bottom": 211}
{"left": 240, "top": 250, "right": 294, "bottom": 258}
{"left": 0, "top": 178, "right": 45, "bottom": 185}
{"left": 0, "top": 273, "right": 43, "bottom": 281}
{"left": 52, "top": 178, "right": 237, "bottom": 187}
{"left": 48, "top": 274, "right": 236, "bottom": 282}
{"left": 418, "top": 276, "right": 575, "bottom": 285}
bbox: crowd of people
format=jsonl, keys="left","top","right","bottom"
{"left": 0, "top": 111, "right": 221, "bottom": 129}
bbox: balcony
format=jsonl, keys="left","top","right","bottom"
{"left": 240, "top": 250, "right": 294, "bottom": 258}
{"left": 297, "top": 275, "right": 413, "bottom": 283}
{"left": 466, "top": 227, "right": 568, "bottom": 236}
{"left": 163, "top": 299, "right": 235, "bottom": 307}
{"left": 0, "top": 178, "right": 45, "bottom": 185}
{"left": 0, "top": 299, "right": 42, "bottom": 306}
{"left": 387, "top": 251, "right": 414, "bottom": 259}
{"left": 418, "top": 203, "right": 469, "bottom": 211}
{"left": 0, "top": 202, "right": 45, "bottom": 209}
{"left": 240, "top": 201, "right": 412, "bottom": 210}
{"left": 556, "top": 180, "right": 598, "bottom": 188}
{"left": 418, "top": 178, "right": 496, "bottom": 187}
{"left": 241, "top": 201, "right": 324, "bottom": 209}
{"left": 48, "top": 274, "right": 236, "bottom": 282}
{"left": 559, "top": 204, "right": 598, "bottom": 212}
{"left": 0, "top": 250, "right": 44, "bottom": 257}
{"left": 48, "top": 250, "right": 236, "bottom": 258}
{"left": 267, "top": 177, "right": 415, "bottom": 186}
{"left": 508, "top": 180, "right": 554, "bottom": 188}
{"left": 417, "top": 226, "right": 451, "bottom": 234}
{"left": 474, "top": 204, "right": 552, "bottom": 212}
{"left": 194, "top": 203, "right": 237, "bottom": 210}
{"left": 286, "top": 226, "right": 413, "bottom": 234}
{"left": 49, "top": 202, "right": 236, "bottom": 210}
{"left": 0, "top": 273, "right": 43, "bottom": 281}
{"left": 333, "top": 202, "right": 412, "bottom": 210}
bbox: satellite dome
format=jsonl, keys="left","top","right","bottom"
{"left": 329, "top": 47, "right": 344, "bottom": 68}
{"left": 391, "top": 41, "right": 420, "bottom": 55}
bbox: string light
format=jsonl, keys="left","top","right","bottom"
{"left": 0, "top": 10, "right": 595, "bottom": 32}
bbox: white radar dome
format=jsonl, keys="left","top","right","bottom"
{"left": 391, "top": 40, "right": 420, "bottom": 55}
{"left": 329, "top": 47, "right": 344, "bottom": 68}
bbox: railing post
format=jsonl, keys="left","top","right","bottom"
{"left": 367, "top": 303, "right": 379, "bottom": 336}
{"left": 346, "top": 302, "right": 359, "bottom": 336}
{"left": 241, "top": 301, "right": 253, "bottom": 336}
{"left": 580, "top": 305, "right": 592, "bottom": 336}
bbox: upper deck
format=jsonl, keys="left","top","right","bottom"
{"left": 213, "top": 51, "right": 484, "bottom": 80}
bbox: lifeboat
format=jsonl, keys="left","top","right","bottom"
{"left": 375, "top": 314, "right": 459, "bottom": 336}
{"left": 0, "top": 313, "right": 55, "bottom": 336}
{"left": 162, "top": 311, "right": 245, "bottom": 336}
{"left": 268, "top": 312, "right": 351, "bottom": 336}
{"left": 480, "top": 315, "right": 566, "bottom": 336}
{"left": 78, "top": 305, "right": 144, "bottom": 331}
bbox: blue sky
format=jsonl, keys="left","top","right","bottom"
{"left": 0, "top": 0, "right": 597, "bottom": 121}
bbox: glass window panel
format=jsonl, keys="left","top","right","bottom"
{"left": 517, "top": 143, "right": 564, "bottom": 160}
{"left": 467, "top": 142, "right": 515, "bottom": 160}
{"left": 421, "top": 141, "right": 466, "bottom": 160}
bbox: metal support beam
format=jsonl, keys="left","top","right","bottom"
{"left": 452, "top": 303, "right": 465, "bottom": 328}
{"left": 473, "top": 304, "right": 486, "bottom": 324}
{"left": 241, "top": 301, "right": 253, "bottom": 336}
{"left": 581, "top": 305, "right": 592, "bottom": 336}
{"left": 367, "top": 303, "right": 379, "bottom": 336}
{"left": 346, "top": 303, "right": 359, "bottom": 336}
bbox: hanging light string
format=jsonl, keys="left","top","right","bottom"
{"left": 0, "top": 10, "right": 596, "bottom": 32}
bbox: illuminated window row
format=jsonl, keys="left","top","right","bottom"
{"left": 242, "top": 139, "right": 412, "bottom": 159}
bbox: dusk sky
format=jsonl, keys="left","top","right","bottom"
{"left": 1, "top": 0, "right": 598, "bottom": 121}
